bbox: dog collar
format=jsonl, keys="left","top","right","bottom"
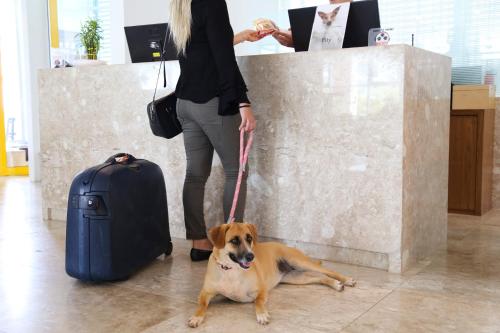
{"left": 217, "top": 261, "right": 232, "bottom": 271}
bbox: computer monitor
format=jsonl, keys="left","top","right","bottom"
{"left": 124, "top": 23, "right": 179, "bottom": 63}
{"left": 288, "top": 0, "right": 380, "bottom": 52}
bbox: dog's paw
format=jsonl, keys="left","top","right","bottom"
{"left": 188, "top": 316, "right": 204, "bottom": 328}
{"left": 344, "top": 278, "right": 357, "bottom": 287}
{"left": 256, "top": 311, "right": 271, "bottom": 325}
{"left": 333, "top": 280, "right": 344, "bottom": 291}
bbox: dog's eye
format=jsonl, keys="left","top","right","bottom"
{"left": 246, "top": 235, "right": 253, "bottom": 243}
{"left": 230, "top": 238, "right": 240, "bottom": 245}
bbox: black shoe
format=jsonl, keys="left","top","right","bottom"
{"left": 190, "top": 248, "right": 212, "bottom": 262}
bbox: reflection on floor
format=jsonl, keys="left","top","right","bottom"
{"left": 1, "top": 176, "right": 500, "bottom": 333}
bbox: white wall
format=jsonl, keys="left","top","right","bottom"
{"left": 110, "top": 0, "right": 126, "bottom": 64}
{"left": 123, "top": 0, "right": 170, "bottom": 26}
{"left": 116, "top": 0, "right": 309, "bottom": 62}
{"left": 19, "top": 0, "right": 51, "bottom": 182}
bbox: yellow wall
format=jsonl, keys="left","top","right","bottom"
{"left": 48, "top": 0, "right": 59, "bottom": 49}
{"left": 0, "top": 50, "right": 29, "bottom": 176}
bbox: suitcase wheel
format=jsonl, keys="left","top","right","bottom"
{"left": 165, "top": 242, "right": 173, "bottom": 256}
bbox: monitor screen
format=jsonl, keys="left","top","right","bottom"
{"left": 124, "top": 23, "right": 179, "bottom": 63}
{"left": 288, "top": 0, "right": 380, "bottom": 52}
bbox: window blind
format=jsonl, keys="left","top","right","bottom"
{"left": 379, "top": 0, "right": 500, "bottom": 95}
{"left": 96, "top": 0, "right": 111, "bottom": 63}
{"left": 236, "top": 0, "right": 500, "bottom": 95}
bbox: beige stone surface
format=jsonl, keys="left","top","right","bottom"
{"left": 400, "top": 47, "right": 450, "bottom": 271}
{"left": 38, "top": 45, "right": 450, "bottom": 272}
{"left": 2, "top": 177, "right": 500, "bottom": 333}
{"left": 494, "top": 98, "right": 500, "bottom": 208}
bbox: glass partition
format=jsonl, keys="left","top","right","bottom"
{"left": 0, "top": 0, "right": 29, "bottom": 175}
{"left": 49, "top": 0, "right": 111, "bottom": 67}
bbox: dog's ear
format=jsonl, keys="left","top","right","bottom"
{"left": 247, "top": 224, "right": 258, "bottom": 243}
{"left": 332, "top": 6, "right": 341, "bottom": 16}
{"left": 208, "top": 224, "right": 230, "bottom": 249}
{"left": 318, "top": 11, "right": 327, "bottom": 19}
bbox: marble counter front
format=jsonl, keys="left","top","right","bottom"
{"left": 39, "top": 45, "right": 451, "bottom": 273}
{"left": 494, "top": 98, "right": 500, "bottom": 208}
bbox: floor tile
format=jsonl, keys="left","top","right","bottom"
{"left": 0, "top": 264, "right": 191, "bottom": 333}
{"left": 2, "top": 177, "right": 500, "bottom": 333}
{"left": 341, "top": 289, "right": 500, "bottom": 333}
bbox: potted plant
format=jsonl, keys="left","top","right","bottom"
{"left": 75, "top": 18, "right": 104, "bottom": 65}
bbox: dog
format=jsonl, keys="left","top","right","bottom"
{"left": 188, "top": 223, "right": 356, "bottom": 328}
{"left": 309, "top": 5, "right": 344, "bottom": 50}
{"left": 317, "top": 6, "right": 341, "bottom": 26}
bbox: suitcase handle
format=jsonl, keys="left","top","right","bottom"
{"left": 106, "top": 153, "right": 137, "bottom": 164}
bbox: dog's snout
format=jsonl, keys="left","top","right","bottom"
{"left": 245, "top": 253, "right": 255, "bottom": 262}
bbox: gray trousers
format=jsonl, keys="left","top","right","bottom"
{"left": 177, "top": 97, "right": 247, "bottom": 240}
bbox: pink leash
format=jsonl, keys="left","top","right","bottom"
{"left": 227, "top": 129, "right": 254, "bottom": 223}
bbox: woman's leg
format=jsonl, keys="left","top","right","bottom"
{"left": 219, "top": 115, "right": 248, "bottom": 222}
{"left": 195, "top": 98, "right": 247, "bottom": 222}
{"left": 178, "top": 99, "right": 214, "bottom": 242}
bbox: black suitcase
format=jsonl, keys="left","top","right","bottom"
{"left": 65, "top": 153, "right": 173, "bottom": 282}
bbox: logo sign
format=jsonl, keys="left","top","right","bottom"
{"left": 368, "top": 28, "right": 394, "bottom": 46}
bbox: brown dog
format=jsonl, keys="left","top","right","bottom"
{"left": 188, "top": 223, "right": 356, "bottom": 328}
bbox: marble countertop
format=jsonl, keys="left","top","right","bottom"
{"left": 39, "top": 45, "right": 452, "bottom": 272}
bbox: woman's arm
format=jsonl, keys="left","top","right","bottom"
{"left": 272, "top": 29, "right": 294, "bottom": 48}
{"left": 234, "top": 29, "right": 264, "bottom": 45}
{"left": 205, "top": 0, "right": 251, "bottom": 113}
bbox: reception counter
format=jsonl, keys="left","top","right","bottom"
{"left": 39, "top": 45, "right": 451, "bottom": 273}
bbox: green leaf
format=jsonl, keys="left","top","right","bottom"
{"left": 77, "top": 18, "right": 104, "bottom": 60}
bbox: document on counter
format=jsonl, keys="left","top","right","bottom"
{"left": 309, "top": 2, "right": 350, "bottom": 51}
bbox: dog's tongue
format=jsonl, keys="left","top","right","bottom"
{"left": 240, "top": 261, "right": 251, "bottom": 269}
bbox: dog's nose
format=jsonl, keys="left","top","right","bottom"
{"left": 245, "top": 253, "right": 254, "bottom": 262}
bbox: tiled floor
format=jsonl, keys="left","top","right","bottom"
{"left": 1, "top": 176, "right": 500, "bottom": 333}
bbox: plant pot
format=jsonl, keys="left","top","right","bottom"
{"left": 86, "top": 53, "right": 98, "bottom": 60}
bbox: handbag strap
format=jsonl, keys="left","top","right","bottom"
{"left": 152, "top": 30, "right": 169, "bottom": 102}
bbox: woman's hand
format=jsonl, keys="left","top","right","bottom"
{"left": 272, "top": 30, "right": 294, "bottom": 48}
{"left": 239, "top": 105, "right": 256, "bottom": 132}
{"left": 234, "top": 30, "right": 265, "bottom": 45}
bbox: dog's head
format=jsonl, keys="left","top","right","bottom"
{"left": 318, "top": 6, "right": 341, "bottom": 26}
{"left": 208, "top": 223, "right": 258, "bottom": 270}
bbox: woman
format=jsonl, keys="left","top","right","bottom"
{"left": 169, "top": 0, "right": 257, "bottom": 261}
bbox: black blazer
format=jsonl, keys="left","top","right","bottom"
{"left": 175, "top": 0, "right": 250, "bottom": 116}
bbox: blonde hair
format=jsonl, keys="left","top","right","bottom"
{"left": 169, "top": 0, "right": 192, "bottom": 55}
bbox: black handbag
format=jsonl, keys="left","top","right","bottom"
{"left": 146, "top": 35, "right": 182, "bottom": 139}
